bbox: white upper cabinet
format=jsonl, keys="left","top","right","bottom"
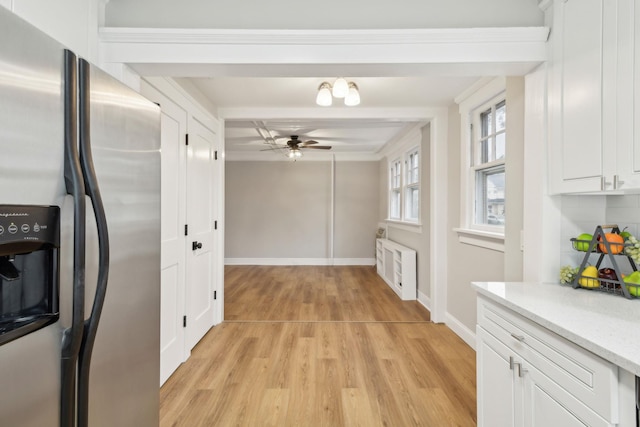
{"left": 615, "top": 0, "right": 640, "bottom": 189}
{"left": 548, "top": 0, "right": 640, "bottom": 194}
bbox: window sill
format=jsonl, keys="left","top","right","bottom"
{"left": 385, "top": 219, "right": 422, "bottom": 234}
{"left": 453, "top": 227, "right": 504, "bottom": 252}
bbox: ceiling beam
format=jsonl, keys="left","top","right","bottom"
{"left": 99, "top": 27, "right": 549, "bottom": 77}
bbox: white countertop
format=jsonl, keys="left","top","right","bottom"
{"left": 472, "top": 281, "right": 640, "bottom": 377}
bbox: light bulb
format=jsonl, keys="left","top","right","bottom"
{"left": 316, "top": 82, "right": 332, "bottom": 106}
{"left": 344, "top": 82, "right": 360, "bottom": 106}
{"left": 332, "top": 77, "right": 349, "bottom": 98}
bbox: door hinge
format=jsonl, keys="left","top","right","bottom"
{"left": 185, "top": 134, "right": 189, "bottom": 146}
{"left": 215, "top": 151, "right": 218, "bottom": 160}
{"left": 214, "top": 220, "right": 217, "bottom": 230}
{"left": 183, "top": 316, "right": 187, "bottom": 327}
{"left": 214, "top": 290, "right": 217, "bottom": 300}
{"left": 184, "top": 224, "right": 188, "bottom": 236}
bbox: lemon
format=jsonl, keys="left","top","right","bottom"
{"left": 578, "top": 266, "right": 600, "bottom": 288}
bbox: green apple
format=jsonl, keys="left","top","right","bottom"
{"left": 620, "top": 229, "right": 632, "bottom": 241}
{"left": 574, "top": 233, "right": 593, "bottom": 252}
{"left": 623, "top": 271, "right": 640, "bottom": 296}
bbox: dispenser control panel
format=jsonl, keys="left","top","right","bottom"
{"left": 0, "top": 205, "right": 59, "bottom": 247}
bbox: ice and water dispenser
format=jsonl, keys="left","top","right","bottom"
{"left": 0, "top": 205, "right": 59, "bottom": 345}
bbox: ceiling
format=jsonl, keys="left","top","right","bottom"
{"left": 102, "top": 1, "right": 546, "bottom": 161}
{"left": 187, "top": 75, "right": 481, "bottom": 159}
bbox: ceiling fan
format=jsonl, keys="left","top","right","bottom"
{"left": 261, "top": 135, "right": 332, "bottom": 159}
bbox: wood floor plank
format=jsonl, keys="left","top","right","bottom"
{"left": 160, "top": 266, "right": 476, "bottom": 426}
{"left": 256, "top": 389, "right": 291, "bottom": 427}
{"left": 341, "top": 388, "right": 380, "bottom": 427}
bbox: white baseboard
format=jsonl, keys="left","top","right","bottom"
{"left": 417, "top": 289, "right": 431, "bottom": 311}
{"left": 224, "top": 258, "right": 376, "bottom": 266}
{"left": 408, "top": 290, "right": 476, "bottom": 351}
{"left": 445, "top": 312, "right": 476, "bottom": 351}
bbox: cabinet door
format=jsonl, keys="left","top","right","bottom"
{"left": 476, "top": 327, "right": 521, "bottom": 427}
{"left": 616, "top": 0, "right": 640, "bottom": 190}
{"left": 549, "top": 0, "right": 605, "bottom": 194}
{"left": 523, "top": 361, "right": 612, "bottom": 427}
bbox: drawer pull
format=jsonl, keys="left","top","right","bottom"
{"left": 510, "top": 333, "right": 525, "bottom": 342}
{"left": 518, "top": 364, "right": 528, "bottom": 378}
{"left": 509, "top": 356, "right": 516, "bottom": 370}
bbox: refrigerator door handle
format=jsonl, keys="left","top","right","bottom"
{"left": 61, "top": 49, "right": 86, "bottom": 427}
{"left": 76, "top": 58, "right": 111, "bottom": 427}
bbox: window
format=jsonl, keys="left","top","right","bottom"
{"left": 389, "top": 159, "right": 402, "bottom": 220}
{"left": 455, "top": 77, "right": 506, "bottom": 251}
{"left": 473, "top": 99, "right": 505, "bottom": 228}
{"left": 388, "top": 146, "right": 420, "bottom": 224}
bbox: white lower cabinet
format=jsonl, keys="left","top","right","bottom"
{"left": 375, "top": 238, "right": 416, "bottom": 300}
{"left": 477, "top": 296, "right": 623, "bottom": 426}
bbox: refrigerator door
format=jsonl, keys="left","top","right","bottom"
{"left": 0, "top": 7, "right": 68, "bottom": 427}
{"left": 82, "top": 63, "right": 161, "bottom": 426}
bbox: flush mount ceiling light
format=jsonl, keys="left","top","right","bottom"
{"left": 316, "top": 78, "right": 360, "bottom": 106}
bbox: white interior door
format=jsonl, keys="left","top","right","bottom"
{"left": 185, "top": 118, "right": 217, "bottom": 350}
{"left": 144, "top": 83, "right": 188, "bottom": 386}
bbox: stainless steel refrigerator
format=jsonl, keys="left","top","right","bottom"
{"left": 0, "top": 7, "right": 161, "bottom": 427}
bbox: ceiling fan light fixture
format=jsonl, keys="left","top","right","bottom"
{"left": 331, "top": 77, "right": 349, "bottom": 98}
{"left": 316, "top": 82, "right": 333, "bottom": 106}
{"left": 288, "top": 149, "right": 302, "bottom": 159}
{"left": 344, "top": 82, "right": 360, "bottom": 106}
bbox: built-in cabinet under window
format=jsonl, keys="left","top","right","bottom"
{"left": 376, "top": 238, "right": 416, "bottom": 300}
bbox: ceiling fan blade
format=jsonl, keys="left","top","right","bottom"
{"left": 303, "top": 145, "right": 332, "bottom": 150}
{"left": 260, "top": 147, "right": 286, "bottom": 151}
{"left": 300, "top": 140, "right": 319, "bottom": 146}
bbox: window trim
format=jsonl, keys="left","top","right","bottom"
{"left": 386, "top": 141, "right": 421, "bottom": 227}
{"left": 456, "top": 77, "right": 506, "bottom": 251}
{"left": 403, "top": 147, "right": 420, "bottom": 222}
{"left": 389, "top": 158, "right": 402, "bottom": 220}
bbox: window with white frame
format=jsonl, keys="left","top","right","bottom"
{"left": 473, "top": 98, "right": 506, "bottom": 228}
{"left": 388, "top": 146, "right": 420, "bottom": 223}
{"left": 455, "top": 77, "right": 507, "bottom": 250}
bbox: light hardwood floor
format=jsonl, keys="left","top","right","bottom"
{"left": 160, "top": 266, "right": 477, "bottom": 426}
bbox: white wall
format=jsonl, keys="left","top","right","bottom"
{"left": 104, "top": 0, "right": 543, "bottom": 29}
{"left": 444, "top": 77, "right": 526, "bottom": 343}
{"left": 334, "top": 161, "right": 381, "bottom": 259}
{"left": 556, "top": 194, "right": 640, "bottom": 278}
{"left": 504, "top": 77, "right": 525, "bottom": 280}
{"left": 225, "top": 159, "right": 379, "bottom": 264}
{"left": 446, "top": 103, "right": 504, "bottom": 339}
{"left": 378, "top": 124, "right": 432, "bottom": 303}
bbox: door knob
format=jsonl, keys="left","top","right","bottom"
{"left": 192, "top": 241, "right": 202, "bottom": 250}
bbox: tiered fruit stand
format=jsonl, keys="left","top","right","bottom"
{"left": 570, "top": 225, "right": 638, "bottom": 299}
